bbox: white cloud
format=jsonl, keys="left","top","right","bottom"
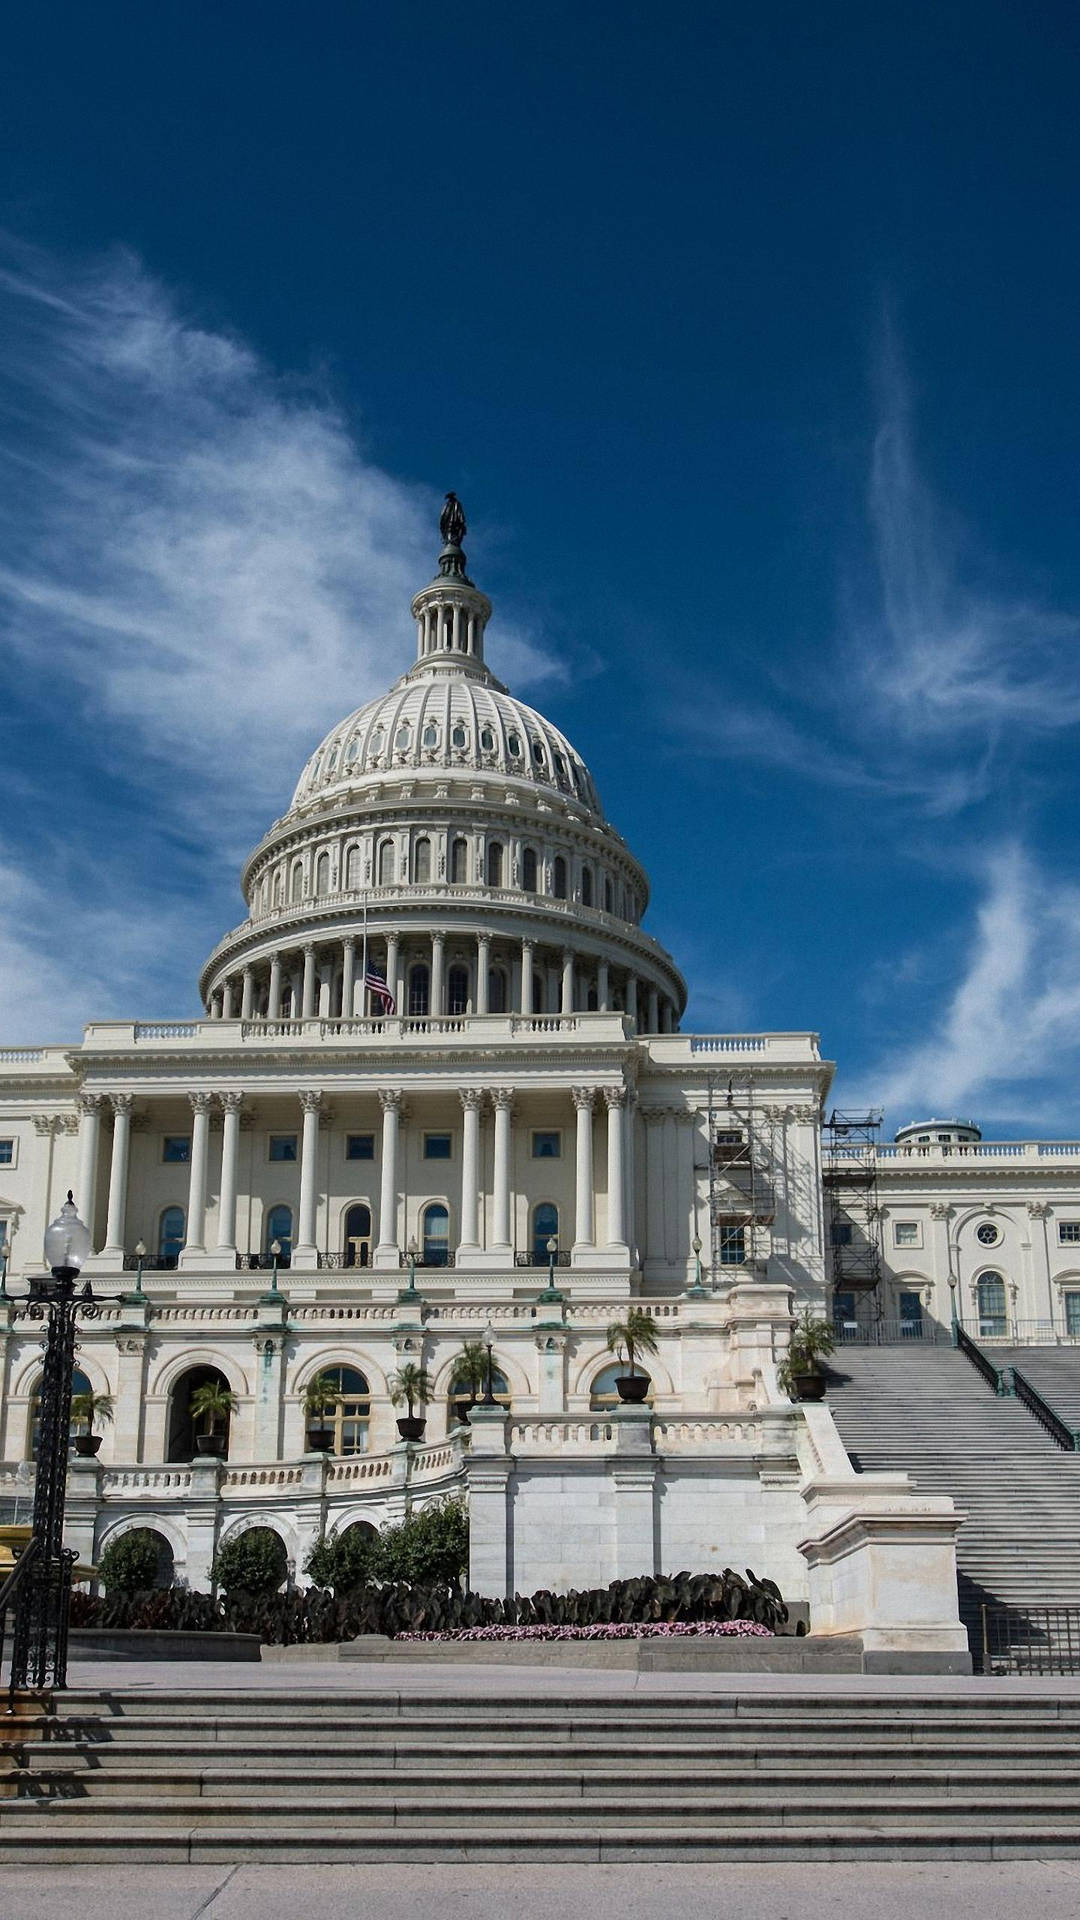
{"left": 848, "top": 843, "right": 1080, "bottom": 1127}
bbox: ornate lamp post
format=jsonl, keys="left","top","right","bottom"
{"left": 398, "top": 1235, "right": 422, "bottom": 1305}
{"left": 688, "top": 1231, "right": 710, "bottom": 1298}
{"left": 481, "top": 1316, "right": 498, "bottom": 1406}
{"left": 8, "top": 1191, "right": 97, "bottom": 1695}
{"left": 536, "top": 1234, "right": 563, "bottom": 1307}
{"left": 126, "top": 1239, "right": 148, "bottom": 1306}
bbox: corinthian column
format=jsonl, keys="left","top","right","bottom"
{"left": 182, "top": 1091, "right": 214, "bottom": 1254}
{"left": 459, "top": 1089, "right": 483, "bottom": 1254}
{"left": 293, "top": 1090, "right": 323, "bottom": 1262}
{"left": 375, "top": 1089, "right": 404, "bottom": 1263}
{"left": 216, "top": 1092, "right": 243, "bottom": 1254}
{"left": 490, "top": 1090, "right": 514, "bottom": 1253}
{"left": 102, "top": 1094, "right": 134, "bottom": 1259}
{"left": 572, "top": 1086, "right": 595, "bottom": 1252}
{"left": 76, "top": 1093, "right": 104, "bottom": 1248}
{"left": 604, "top": 1085, "right": 627, "bottom": 1250}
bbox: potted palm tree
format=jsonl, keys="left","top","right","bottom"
{"left": 303, "top": 1372, "right": 339, "bottom": 1452}
{"left": 777, "top": 1308, "right": 835, "bottom": 1402}
{"left": 605, "top": 1307, "right": 659, "bottom": 1402}
{"left": 189, "top": 1380, "right": 237, "bottom": 1457}
{"left": 70, "top": 1389, "right": 114, "bottom": 1458}
{"left": 447, "top": 1341, "right": 488, "bottom": 1425}
{"left": 391, "top": 1362, "right": 431, "bottom": 1442}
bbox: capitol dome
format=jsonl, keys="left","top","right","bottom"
{"left": 199, "top": 495, "right": 685, "bottom": 1033}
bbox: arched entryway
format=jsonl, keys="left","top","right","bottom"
{"left": 167, "top": 1364, "right": 233, "bottom": 1462}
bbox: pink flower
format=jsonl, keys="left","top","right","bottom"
{"left": 396, "top": 1620, "right": 772, "bottom": 1643}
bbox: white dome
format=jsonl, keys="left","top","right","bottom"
{"left": 289, "top": 672, "right": 605, "bottom": 822}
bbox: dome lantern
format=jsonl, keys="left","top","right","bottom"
{"left": 410, "top": 492, "right": 493, "bottom": 680}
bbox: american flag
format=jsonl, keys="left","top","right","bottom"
{"left": 365, "top": 969, "right": 396, "bottom": 1014}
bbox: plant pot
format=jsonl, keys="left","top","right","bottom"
{"left": 195, "top": 1434, "right": 227, "bottom": 1457}
{"left": 73, "top": 1435, "right": 102, "bottom": 1457}
{"left": 790, "top": 1369, "right": 828, "bottom": 1402}
{"left": 615, "top": 1375, "right": 650, "bottom": 1403}
{"left": 396, "top": 1416, "right": 427, "bottom": 1442}
{"left": 307, "top": 1428, "right": 334, "bottom": 1452}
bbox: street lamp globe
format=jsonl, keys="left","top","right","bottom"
{"left": 43, "top": 1192, "right": 91, "bottom": 1278}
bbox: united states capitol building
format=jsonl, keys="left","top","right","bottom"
{"left": 1, "top": 498, "right": 1076, "bottom": 1662}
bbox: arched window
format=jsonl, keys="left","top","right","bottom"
{"left": 326, "top": 746, "right": 339, "bottom": 775}
{"left": 486, "top": 841, "right": 504, "bottom": 888}
{"left": 422, "top": 721, "right": 439, "bottom": 750}
{"left": 604, "top": 875, "right": 614, "bottom": 914}
{"left": 266, "top": 1204, "right": 293, "bottom": 1267}
{"left": 532, "top": 1201, "right": 559, "bottom": 1263}
{"left": 306, "top": 1365, "right": 370, "bottom": 1455}
{"left": 343, "top": 1203, "right": 372, "bottom": 1269}
{"left": 414, "top": 838, "right": 432, "bottom": 884}
{"left": 346, "top": 845, "right": 362, "bottom": 889}
{"left": 394, "top": 722, "right": 411, "bottom": 752}
{"left": 422, "top": 1202, "right": 450, "bottom": 1266}
{"left": 480, "top": 725, "right": 495, "bottom": 753}
{"left": 452, "top": 720, "right": 467, "bottom": 749}
{"left": 273, "top": 870, "right": 284, "bottom": 907}
{"left": 489, "top": 967, "right": 508, "bottom": 1014}
{"left": 30, "top": 1367, "right": 91, "bottom": 1459}
{"left": 448, "top": 1358, "right": 510, "bottom": 1426}
{"left": 377, "top": 840, "right": 395, "bottom": 887}
{"left": 553, "top": 856, "right": 567, "bottom": 900}
{"left": 315, "top": 852, "right": 331, "bottom": 896}
{"left": 408, "top": 964, "right": 430, "bottom": 1017}
{"left": 158, "top": 1206, "right": 185, "bottom": 1268}
{"left": 345, "top": 735, "right": 359, "bottom": 765}
{"left": 522, "top": 846, "right": 538, "bottom": 891}
{"left": 369, "top": 724, "right": 384, "bottom": 757}
{"left": 447, "top": 965, "right": 469, "bottom": 1015}
{"left": 581, "top": 866, "right": 593, "bottom": 907}
{"left": 450, "top": 837, "right": 468, "bottom": 884}
{"left": 590, "top": 1362, "right": 653, "bottom": 1411}
{"left": 166, "top": 1364, "right": 232, "bottom": 1463}
{"left": 290, "top": 862, "right": 304, "bottom": 903}
{"left": 977, "top": 1272, "right": 1008, "bottom": 1338}
{"left": 507, "top": 732, "right": 522, "bottom": 758}
{"left": 532, "top": 738, "right": 546, "bottom": 768}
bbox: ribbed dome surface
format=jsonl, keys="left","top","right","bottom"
{"left": 289, "top": 671, "right": 605, "bottom": 820}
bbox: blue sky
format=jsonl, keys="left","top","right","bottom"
{"left": 2, "top": 2, "right": 1080, "bottom": 1137}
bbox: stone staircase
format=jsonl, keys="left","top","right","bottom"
{"left": 993, "top": 1347, "right": 1080, "bottom": 1434}
{"left": 825, "top": 1344, "right": 1080, "bottom": 1652}
{"left": 4, "top": 1685, "right": 1080, "bottom": 1859}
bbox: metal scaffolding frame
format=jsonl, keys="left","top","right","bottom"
{"left": 706, "top": 1076, "right": 777, "bottom": 1279}
{"left": 822, "top": 1108, "right": 884, "bottom": 1308}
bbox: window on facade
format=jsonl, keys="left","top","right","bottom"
{"left": 452, "top": 721, "right": 467, "bottom": 749}
{"left": 486, "top": 841, "right": 504, "bottom": 888}
{"left": 414, "top": 838, "right": 432, "bottom": 884}
{"left": 976, "top": 1222, "right": 1000, "bottom": 1247}
{"left": 936, "top": 1133, "right": 951, "bottom": 1142}
{"left": 1060, "top": 1223, "right": 1080, "bottom": 1244}
{"left": 408, "top": 965, "right": 430, "bottom": 1017}
{"left": 719, "top": 1224, "right": 746, "bottom": 1266}
{"left": 831, "top": 1220, "right": 853, "bottom": 1247}
{"left": 480, "top": 726, "right": 495, "bottom": 752}
{"left": 554, "top": 751, "right": 568, "bottom": 782}
{"left": 1065, "top": 1292, "right": 1080, "bottom": 1337}
{"left": 590, "top": 1362, "right": 651, "bottom": 1410}
{"left": 266, "top": 1204, "right": 293, "bottom": 1266}
{"left": 450, "top": 837, "right": 468, "bottom": 884}
{"left": 522, "top": 846, "right": 538, "bottom": 891}
{"left": 346, "top": 1133, "right": 375, "bottom": 1161}
{"left": 507, "top": 732, "right": 522, "bottom": 757}
{"left": 369, "top": 725, "right": 384, "bottom": 756}
{"left": 449, "top": 1361, "right": 509, "bottom": 1424}
{"left": 604, "top": 876, "right": 614, "bottom": 914}
{"left": 422, "top": 1202, "right": 450, "bottom": 1265}
{"left": 308, "top": 1365, "right": 370, "bottom": 1454}
{"left": 977, "top": 1273, "right": 1008, "bottom": 1338}
{"left": 345, "top": 735, "right": 359, "bottom": 764}
{"left": 0, "top": 1139, "right": 12, "bottom": 1166}
{"left": 532, "top": 738, "right": 546, "bottom": 767}
{"left": 581, "top": 867, "right": 593, "bottom": 907}
{"left": 290, "top": 864, "right": 304, "bottom": 902}
{"left": 162, "top": 1136, "right": 191, "bottom": 1163}
{"left": 715, "top": 1130, "right": 743, "bottom": 1146}
{"left": 343, "top": 1203, "right": 372, "bottom": 1269}
{"left": 489, "top": 967, "right": 508, "bottom": 1014}
{"left": 899, "top": 1291, "right": 924, "bottom": 1336}
{"left": 30, "top": 1367, "right": 91, "bottom": 1459}
{"left": 832, "top": 1290, "right": 857, "bottom": 1331}
{"left": 553, "top": 856, "right": 567, "bottom": 900}
{"left": 158, "top": 1207, "right": 185, "bottom": 1266}
{"left": 531, "top": 1201, "right": 559, "bottom": 1261}
{"left": 346, "top": 845, "right": 362, "bottom": 889}
{"left": 894, "top": 1221, "right": 920, "bottom": 1247}
{"left": 424, "top": 1133, "right": 452, "bottom": 1160}
{"left": 422, "top": 722, "right": 439, "bottom": 749}
{"left": 377, "top": 841, "right": 395, "bottom": 887}
{"left": 532, "top": 1131, "right": 561, "bottom": 1159}
{"left": 447, "top": 966, "right": 469, "bottom": 1016}
{"left": 269, "top": 1134, "right": 298, "bottom": 1162}
{"left": 394, "top": 724, "right": 411, "bottom": 752}
{"left": 315, "top": 852, "right": 331, "bottom": 895}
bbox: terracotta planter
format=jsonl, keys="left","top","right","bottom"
{"left": 74, "top": 1434, "right": 102, "bottom": 1457}
{"left": 396, "top": 1416, "right": 427, "bottom": 1442}
{"left": 615, "top": 1375, "right": 650, "bottom": 1403}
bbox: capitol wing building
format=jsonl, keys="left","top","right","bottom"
{"left": 4, "top": 494, "right": 1071, "bottom": 1663}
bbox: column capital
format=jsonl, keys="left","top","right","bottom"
{"left": 189, "top": 1091, "right": 215, "bottom": 1115}
{"left": 109, "top": 1092, "right": 135, "bottom": 1117}
{"left": 342, "top": 933, "right": 356, "bottom": 950}
{"left": 571, "top": 1085, "right": 595, "bottom": 1112}
{"left": 77, "top": 1091, "right": 105, "bottom": 1116}
{"left": 303, "top": 941, "right": 317, "bottom": 955}
{"left": 603, "top": 1084, "right": 627, "bottom": 1110}
{"left": 460, "top": 1088, "right": 485, "bottom": 1112}
{"left": 219, "top": 1091, "right": 244, "bottom": 1115}
{"left": 1027, "top": 1200, "right": 1051, "bottom": 1219}
{"left": 521, "top": 937, "right": 536, "bottom": 953}
{"left": 490, "top": 1087, "right": 515, "bottom": 1112}
{"left": 378, "top": 1087, "right": 405, "bottom": 1115}
{"left": 929, "top": 1202, "right": 952, "bottom": 1220}
{"left": 640, "top": 1105, "right": 667, "bottom": 1127}
{"left": 298, "top": 1089, "right": 324, "bottom": 1115}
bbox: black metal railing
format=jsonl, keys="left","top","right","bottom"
{"left": 832, "top": 1317, "right": 947, "bottom": 1345}
{"left": 1, "top": 1533, "right": 41, "bottom": 1712}
{"left": 954, "top": 1323, "right": 1008, "bottom": 1393}
{"left": 982, "top": 1604, "right": 1080, "bottom": 1675}
{"left": 514, "top": 1251, "right": 571, "bottom": 1268}
{"left": 1010, "top": 1367, "right": 1080, "bottom": 1451}
{"left": 121, "top": 1253, "right": 178, "bottom": 1272}
{"left": 397, "top": 1250, "right": 456, "bottom": 1270}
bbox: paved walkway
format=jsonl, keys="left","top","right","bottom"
{"left": 4, "top": 1862, "right": 1080, "bottom": 1920}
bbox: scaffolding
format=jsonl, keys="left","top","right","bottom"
{"left": 822, "top": 1109, "right": 884, "bottom": 1311}
{"left": 706, "top": 1077, "right": 777, "bottom": 1278}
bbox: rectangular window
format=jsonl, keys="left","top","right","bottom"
{"left": 1066, "top": 1293, "right": 1080, "bottom": 1337}
{"left": 346, "top": 1133, "right": 375, "bottom": 1161}
{"left": 162, "top": 1136, "right": 191, "bottom": 1163}
{"left": 269, "top": 1134, "right": 298, "bottom": 1162}
{"left": 894, "top": 1221, "right": 921, "bottom": 1247}
{"left": 0, "top": 1139, "right": 13, "bottom": 1165}
{"left": 831, "top": 1220, "right": 853, "bottom": 1247}
{"left": 1059, "top": 1222, "right": 1080, "bottom": 1244}
{"left": 718, "top": 1224, "right": 745, "bottom": 1265}
{"left": 715, "top": 1130, "right": 743, "bottom": 1146}
{"left": 532, "top": 1131, "right": 561, "bottom": 1159}
{"left": 423, "top": 1132, "right": 452, "bottom": 1160}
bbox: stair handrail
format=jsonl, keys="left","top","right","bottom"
{"left": 0, "top": 1531, "right": 42, "bottom": 1714}
{"left": 1009, "top": 1366, "right": 1080, "bottom": 1453}
{"left": 954, "top": 1323, "right": 1009, "bottom": 1394}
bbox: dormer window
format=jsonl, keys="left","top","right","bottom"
{"left": 345, "top": 736, "right": 359, "bottom": 763}
{"left": 507, "top": 733, "right": 522, "bottom": 757}
{"left": 480, "top": 726, "right": 495, "bottom": 752}
{"left": 394, "top": 723, "right": 411, "bottom": 752}
{"left": 451, "top": 721, "right": 467, "bottom": 750}
{"left": 369, "top": 725, "right": 384, "bottom": 756}
{"left": 422, "top": 722, "right": 439, "bottom": 749}
{"left": 532, "top": 739, "right": 546, "bottom": 766}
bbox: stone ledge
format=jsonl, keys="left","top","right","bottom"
{"left": 68, "top": 1629, "right": 262, "bottom": 1662}
{"left": 263, "top": 1633, "right": 864, "bottom": 1672}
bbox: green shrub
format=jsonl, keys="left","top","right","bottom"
{"left": 373, "top": 1498, "right": 469, "bottom": 1588}
{"left": 97, "top": 1528, "right": 166, "bottom": 1594}
{"left": 305, "top": 1523, "right": 378, "bottom": 1594}
{"left": 211, "top": 1526, "right": 288, "bottom": 1596}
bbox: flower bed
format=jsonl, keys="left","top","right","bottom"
{"left": 397, "top": 1619, "right": 773, "bottom": 1643}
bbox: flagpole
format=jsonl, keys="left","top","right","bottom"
{"left": 361, "top": 899, "right": 368, "bottom": 1021}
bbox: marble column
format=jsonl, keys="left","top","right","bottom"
{"left": 605, "top": 1086, "right": 627, "bottom": 1249}
{"left": 626, "top": 976, "right": 638, "bottom": 1028}
{"left": 520, "top": 939, "right": 535, "bottom": 1016}
{"left": 222, "top": 978, "right": 237, "bottom": 1019}
{"left": 240, "top": 966, "right": 255, "bottom": 1021}
{"left": 572, "top": 1086, "right": 596, "bottom": 1251}
{"left": 561, "top": 950, "right": 575, "bottom": 1017}
{"left": 459, "top": 1089, "right": 483, "bottom": 1254}
{"left": 268, "top": 954, "right": 283, "bottom": 1020}
{"left": 102, "top": 1094, "right": 134, "bottom": 1258}
{"left": 317, "top": 962, "right": 332, "bottom": 1018}
{"left": 490, "top": 1090, "right": 514, "bottom": 1252}
{"left": 431, "top": 931, "right": 445, "bottom": 1016}
{"left": 386, "top": 932, "right": 401, "bottom": 1012}
{"left": 183, "top": 1092, "right": 213, "bottom": 1253}
{"left": 642, "top": 1107, "right": 667, "bottom": 1263}
{"left": 301, "top": 945, "right": 317, "bottom": 1019}
{"left": 597, "top": 960, "right": 610, "bottom": 1013}
{"left": 376, "top": 1089, "right": 403, "bottom": 1259}
{"left": 660, "top": 1000, "right": 674, "bottom": 1033}
{"left": 647, "top": 986, "right": 659, "bottom": 1033}
{"left": 476, "top": 934, "right": 490, "bottom": 1014}
{"left": 341, "top": 937, "right": 356, "bottom": 1018}
{"left": 216, "top": 1093, "right": 243, "bottom": 1254}
{"left": 293, "top": 1090, "right": 323, "bottom": 1260}
{"left": 76, "top": 1093, "right": 104, "bottom": 1247}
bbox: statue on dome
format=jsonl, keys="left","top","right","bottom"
{"left": 440, "top": 491, "right": 467, "bottom": 549}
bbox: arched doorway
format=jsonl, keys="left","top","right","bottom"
{"left": 422, "top": 1202, "right": 450, "bottom": 1266}
{"left": 167, "top": 1364, "right": 233, "bottom": 1463}
{"left": 590, "top": 1362, "right": 653, "bottom": 1410}
{"left": 343, "top": 1203, "right": 372, "bottom": 1268}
